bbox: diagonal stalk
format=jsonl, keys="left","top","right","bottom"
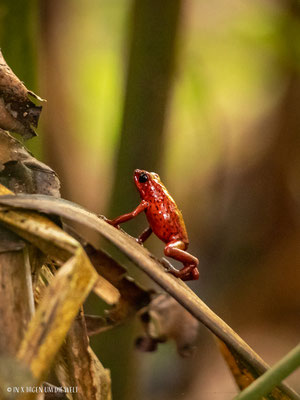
{"left": 234, "top": 343, "right": 300, "bottom": 400}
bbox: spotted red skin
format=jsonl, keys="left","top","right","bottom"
{"left": 134, "top": 170, "right": 189, "bottom": 246}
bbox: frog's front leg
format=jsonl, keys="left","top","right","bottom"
{"left": 164, "top": 240, "right": 199, "bottom": 281}
{"left": 106, "top": 200, "right": 149, "bottom": 228}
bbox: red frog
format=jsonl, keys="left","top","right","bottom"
{"left": 106, "top": 169, "right": 199, "bottom": 281}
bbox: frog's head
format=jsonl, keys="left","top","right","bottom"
{"left": 134, "top": 169, "right": 160, "bottom": 197}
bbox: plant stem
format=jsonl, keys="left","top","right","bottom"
{"left": 234, "top": 343, "right": 300, "bottom": 400}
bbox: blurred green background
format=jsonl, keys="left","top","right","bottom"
{"left": 1, "top": 0, "right": 300, "bottom": 399}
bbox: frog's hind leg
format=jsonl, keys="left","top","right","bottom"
{"left": 164, "top": 240, "right": 199, "bottom": 281}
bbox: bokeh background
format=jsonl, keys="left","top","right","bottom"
{"left": 0, "top": 0, "right": 300, "bottom": 399}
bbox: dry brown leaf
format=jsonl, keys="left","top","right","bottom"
{"left": 0, "top": 130, "right": 60, "bottom": 197}
{"left": 0, "top": 194, "right": 298, "bottom": 399}
{"left": 17, "top": 246, "right": 97, "bottom": 380}
{"left": 0, "top": 129, "right": 59, "bottom": 305}
{"left": 77, "top": 242, "right": 153, "bottom": 336}
{"left": 59, "top": 222, "right": 152, "bottom": 335}
{"left": 85, "top": 244, "right": 152, "bottom": 330}
{"left": 0, "top": 248, "right": 34, "bottom": 360}
{"left": 0, "top": 207, "right": 119, "bottom": 307}
{"left": 34, "top": 267, "right": 111, "bottom": 400}
{"left": 0, "top": 186, "right": 119, "bottom": 306}
{"left": 0, "top": 207, "right": 77, "bottom": 262}
{"left": 84, "top": 315, "right": 109, "bottom": 336}
{"left": 0, "top": 51, "right": 44, "bottom": 140}
{"left": 0, "top": 128, "right": 60, "bottom": 284}
{"left": 0, "top": 185, "right": 116, "bottom": 390}
{"left": 55, "top": 308, "right": 111, "bottom": 400}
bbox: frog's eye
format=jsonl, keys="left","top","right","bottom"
{"left": 139, "top": 173, "right": 148, "bottom": 183}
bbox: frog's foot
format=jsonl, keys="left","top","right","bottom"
{"left": 163, "top": 241, "right": 199, "bottom": 281}
{"left": 160, "top": 256, "right": 197, "bottom": 280}
{"left": 167, "top": 265, "right": 199, "bottom": 281}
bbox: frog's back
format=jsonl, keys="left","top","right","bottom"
{"left": 144, "top": 182, "right": 189, "bottom": 245}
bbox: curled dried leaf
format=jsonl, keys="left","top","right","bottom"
{"left": 0, "top": 51, "right": 45, "bottom": 139}
{"left": 0, "top": 133, "right": 61, "bottom": 282}
{"left": 0, "top": 129, "right": 60, "bottom": 197}
{"left": 0, "top": 130, "right": 60, "bottom": 253}
{"left": 136, "top": 294, "right": 199, "bottom": 357}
